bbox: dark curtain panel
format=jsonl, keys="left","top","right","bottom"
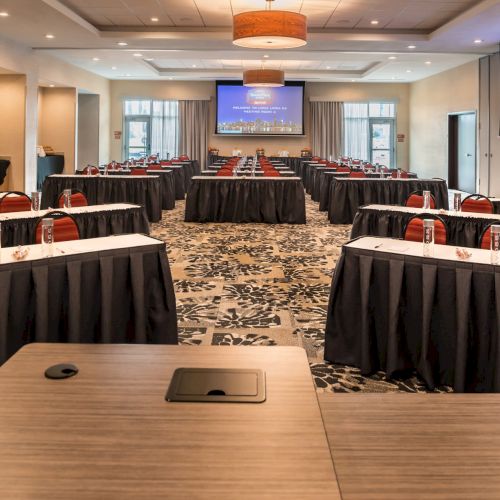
{"left": 310, "top": 101, "right": 344, "bottom": 159}
{"left": 179, "top": 100, "right": 210, "bottom": 170}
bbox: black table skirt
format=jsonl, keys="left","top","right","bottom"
{"left": 92, "top": 170, "right": 175, "bottom": 211}
{"left": 0, "top": 206, "right": 149, "bottom": 247}
{"left": 313, "top": 171, "right": 417, "bottom": 205}
{"left": 325, "top": 242, "right": 500, "bottom": 392}
{"left": 0, "top": 240, "right": 178, "bottom": 365}
{"left": 185, "top": 178, "right": 306, "bottom": 224}
{"left": 328, "top": 179, "right": 449, "bottom": 224}
{"left": 42, "top": 176, "right": 162, "bottom": 222}
{"left": 351, "top": 207, "right": 500, "bottom": 248}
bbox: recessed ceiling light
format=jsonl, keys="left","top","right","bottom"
{"left": 406, "top": 69, "right": 412, "bottom": 73}
{"left": 388, "top": 56, "right": 397, "bottom": 60}
{"left": 45, "top": 34, "right": 55, "bottom": 39}
{"left": 133, "top": 53, "right": 142, "bottom": 57}
{"left": 192, "top": 64, "right": 197, "bottom": 68}
{"left": 49, "top": 84, "right": 55, "bottom": 87}
{"left": 168, "top": 77, "right": 173, "bottom": 80}
{"left": 370, "top": 20, "right": 379, "bottom": 25}
{"left": 145, "top": 58, "right": 154, "bottom": 61}
{"left": 151, "top": 17, "right": 159, "bottom": 22}
{"left": 126, "top": 73, "right": 132, "bottom": 77}
{"left": 407, "top": 45, "right": 416, "bottom": 49}
{"left": 474, "top": 39, "right": 483, "bottom": 44}
{"left": 111, "top": 66, "right": 117, "bottom": 70}
{"left": 263, "top": 54, "right": 269, "bottom": 58}
{"left": 0, "top": 11, "right": 8, "bottom": 17}
{"left": 425, "top": 61, "right": 432, "bottom": 65}
{"left": 92, "top": 57, "right": 100, "bottom": 61}
{"left": 351, "top": 79, "right": 356, "bottom": 82}
{"left": 391, "top": 76, "right": 396, "bottom": 80}
{"left": 326, "top": 66, "right": 330, "bottom": 69}
{"left": 117, "top": 41, "right": 128, "bottom": 46}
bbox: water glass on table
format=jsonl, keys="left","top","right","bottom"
{"left": 63, "top": 189, "right": 72, "bottom": 209}
{"left": 423, "top": 190, "right": 431, "bottom": 210}
{"left": 423, "top": 219, "right": 435, "bottom": 257}
{"left": 41, "top": 218, "right": 54, "bottom": 257}
{"left": 453, "top": 193, "right": 462, "bottom": 212}
{"left": 31, "top": 192, "right": 41, "bottom": 212}
{"left": 491, "top": 225, "right": 500, "bottom": 264}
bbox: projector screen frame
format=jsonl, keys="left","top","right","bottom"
{"left": 215, "top": 80, "right": 306, "bottom": 137}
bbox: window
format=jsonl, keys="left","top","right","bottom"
{"left": 123, "top": 99, "right": 179, "bottom": 160}
{"left": 344, "top": 102, "right": 396, "bottom": 167}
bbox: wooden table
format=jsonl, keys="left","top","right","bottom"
{"left": 0, "top": 344, "right": 340, "bottom": 499}
{"left": 319, "top": 393, "right": 500, "bottom": 499}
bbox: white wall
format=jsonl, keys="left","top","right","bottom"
{"left": 77, "top": 93, "right": 100, "bottom": 169}
{"left": 409, "top": 60, "right": 479, "bottom": 181}
{"left": 0, "top": 74, "right": 26, "bottom": 191}
{"left": 0, "top": 35, "right": 110, "bottom": 191}
{"left": 110, "top": 79, "right": 411, "bottom": 166}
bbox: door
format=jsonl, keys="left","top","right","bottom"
{"left": 457, "top": 113, "right": 476, "bottom": 193}
{"left": 370, "top": 119, "right": 394, "bottom": 167}
{"left": 124, "top": 117, "right": 151, "bottom": 160}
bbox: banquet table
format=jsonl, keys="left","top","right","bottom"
{"left": 185, "top": 176, "right": 306, "bottom": 224}
{"left": 328, "top": 178, "right": 449, "bottom": 224}
{"left": 200, "top": 170, "right": 296, "bottom": 177}
{"left": 313, "top": 170, "right": 417, "bottom": 205}
{"left": 325, "top": 236, "right": 500, "bottom": 392}
{"left": 351, "top": 204, "right": 500, "bottom": 248}
{"left": 42, "top": 175, "right": 162, "bottom": 222}
{"left": 0, "top": 204, "right": 149, "bottom": 247}
{"left": 0, "top": 234, "right": 177, "bottom": 365}
{"left": 94, "top": 169, "right": 175, "bottom": 210}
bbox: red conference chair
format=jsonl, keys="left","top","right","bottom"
{"left": 318, "top": 159, "right": 328, "bottom": 164}
{"left": 160, "top": 161, "right": 172, "bottom": 166}
{"left": 349, "top": 171, "right": 367, "bottom": 178}
{"left": 479, "top": 224, "right": 500, "bottom": 250}
{"left": 311, "top": 156, "right": 321, "bottom": 161}
{"left": 336, "top": 166, "right": 351, "bottom": 173}
{"left": 0, "top": 191, "right": 32, "bottom": 213}
{"left": 171, "top": 157, "right": 180, "bottom": 162}
{"left": 179, "top": 155, "right": 189, "bottom": 161}
{"left": 391, "top": 170, "right": 409, "bottom": 178}
{"left": 461, "top": 194, "right": 494, "bottom": 214}
{"left": 405, "top": 191, "right": 436, "bottom": 209}
{"left": 352, "top": 159, "right": 362, "bottom": 166}
{"left": 263, "top": 170, "right": 280, "bottom": 177}
{"left": 131, "top": 168, "right": 148, "bottom": 175}
{"left": 216, "top": 170, "right": 233, "bottom": 177}
{"left": 340, "top": 156, "right": 349, "bottom": 163}
{"left": 82, "top": 166, "right": 100, "bottom": 175}
{"left": 404, "top": 214, "right": 447, "bottom": 245}
{"left": 35, "top": 211, "right": 80, "bottom": 243}
{"left": 326, "top": 162, "right": 339, "bottom": 168}
{"left": 147, "top": 164, "right": 163, "bottom": 171}
{"left": 57, "top": 189, "right": 88, "bottom": 208}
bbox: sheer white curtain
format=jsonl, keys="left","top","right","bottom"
{"left": 151, "top": 100, "right": 179, "bottom": 159}
{"left": 343, "top": 103, "right": 369, "bottom": 161}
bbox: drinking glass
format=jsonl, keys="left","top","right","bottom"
{"left": 41, "top": 218, "right": 54, "bottom": 257}
{"left": 423, "top": 219, "right": 435, "bottom": 257}
{"left": 453, "top": 193, "right": 462, "bottom": 212}
{"left": 31, "top": 191, "right": 41, "bottom": 212}
{"left": 423, "top": 190, "right": 431, "bottom": 210}
{"left": 63, "top": 189, "right": 71, "bottom": 209}
{"left": 491, "top": 225, "right": 500, "bottom": 264}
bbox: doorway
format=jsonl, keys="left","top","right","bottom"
{"left": 370, "top": 119, "right": 395, "bottom": 167}
{"left": 448, "top": 112, "right": 476, "bottom": 193}
{"left": 124, "top": 117, "right": 151, "bottom": 160}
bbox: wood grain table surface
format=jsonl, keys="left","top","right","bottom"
{"left": 319, "top": 393, "right": 500, "bottom": 500}
{"left": 0, "top": 344, "right": 340, "bottom": 500}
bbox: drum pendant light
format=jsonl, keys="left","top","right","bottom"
{"left": 233, "top": 0, "right": 307, "bottom": 50}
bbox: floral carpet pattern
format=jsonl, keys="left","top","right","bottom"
{"left": 151, "top": 198, "right": 450, "bottom": 393}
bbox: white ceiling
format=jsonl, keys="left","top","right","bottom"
{"left": 0, "top": 0, "right": 497, "bottom": 83}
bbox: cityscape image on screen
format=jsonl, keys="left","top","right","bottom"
{"left": 216, "top": 84, "right": 304, "bottom": 135}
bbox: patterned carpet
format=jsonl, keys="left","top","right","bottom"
{"left": 151, "top": 198, "right": 449, "bottom": 393}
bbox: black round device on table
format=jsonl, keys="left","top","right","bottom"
{"left": 44, "top": 363, "right": 79, "bottom": 380}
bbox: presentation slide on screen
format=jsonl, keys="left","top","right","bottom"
{"left": 216, "top": 85, "right": 303, "bottom": 135}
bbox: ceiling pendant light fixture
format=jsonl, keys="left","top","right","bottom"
{"left": 233, "top": 0, "right": 307, "bottom": 50}
{"left": 243, "top": 68, "right": 284, "bottom": 87}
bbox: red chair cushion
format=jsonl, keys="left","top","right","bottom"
{"left": 35, "top": 216, "right": 80, "bottom": 243}
{"left": 0, "top": 194, "right": 31, "bottom": 213}
{"left": 392, "top": 170, "right": 409, "bottom": 178}
{"left": 349, "top": 171, "right": 366, "bottom": 178}
{"left": 404, "top": 218, "right": 447, "bottom": 245}
{"left": 57, "top": 192, "right": 88, "bottom": 208}
{"left": 461, "top": 197, "right": 493, "bottom": 214}
{"left": 131, "top": 168, "right": 147, "bottom": 175}
{"left": 406, "top": 194, "right": 436, "bottom": 209}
